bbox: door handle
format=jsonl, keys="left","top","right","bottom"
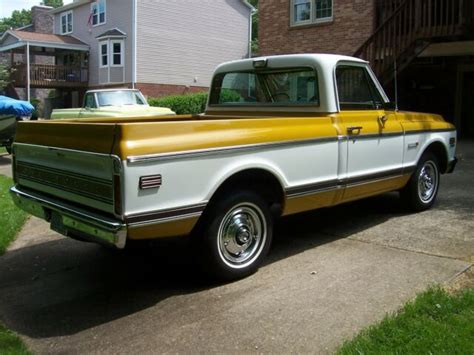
{"left": 347, "top": 126, "right": 363, "bottom": 134}
{"left": 378, "top": 115, "right": 388, "bottom": 127}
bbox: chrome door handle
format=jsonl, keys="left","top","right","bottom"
{"left": 347, "top": 126, "right": 363, "bottom": 134}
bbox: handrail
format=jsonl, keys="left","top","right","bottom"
{"left": 355, "top": 0, "right": 467, "bottom": 82}
{"left": 11, "top": 63, "right": 88, "bottom": 87}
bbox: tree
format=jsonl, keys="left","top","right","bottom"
{"left": 0, "top": 9, "right": 32, "bottom": 34}
{"left": 248, "top": 0, "right": 259, "bottom": 56}
{"left": 0, "top": 64, "right": 12, "bottom": 90}
{"left": 41, "top": 0, "right": 64, "bottom": 8}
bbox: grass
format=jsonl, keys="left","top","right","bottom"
{"left": 0, "top": 146, "right": 6, "bottom": 154}
{"left": 0, "top": 177, "right": 30, "bottom": 353}
{"left": 0, "top": 323, "right": 30, "bottom": 355}
{"left": 337, "top": 287, "right": 474, "bottom": 355}
{"left": 0, "top": 175, "right": 28, "bottom": 255}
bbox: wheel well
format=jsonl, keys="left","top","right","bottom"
{"left": 423, "top": 141, "right": 448, "bottom": 173}
{"left": 209, "top": 169, "right": 285, "bottom": 218}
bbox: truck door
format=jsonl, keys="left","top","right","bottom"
{"left": 334, "top": 64, "right": 404, "bottom": 203}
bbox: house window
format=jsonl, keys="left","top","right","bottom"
{"left": 290, "top": 0, "right": 333, "bottom": 26}
{"left": 60, "top": 10, "right": 73, "bottom": 34}
{"left": 91, "top": 0, "right": 106, "bottom": 26}
{"left": 99, "top": 42, "right": 108, "bottom": 67}
{"left": 111, "top": 40, "right": 124, "bottom": 67}
{"left": 99, "top": 40, "right": 124, "bottom": 68}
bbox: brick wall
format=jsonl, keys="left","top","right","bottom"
{"left": 259, "top": 0, "right": 375, "bottom": 56}
{"left": 31, "top": 6, "right": 53, "bottom": 34}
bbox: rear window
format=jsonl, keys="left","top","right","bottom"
{"left": 209, "top": 67, "right": 319, "bottom": 107}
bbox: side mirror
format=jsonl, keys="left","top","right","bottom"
{"left": 383, "top": 101, "right": 397, "bottom": 111}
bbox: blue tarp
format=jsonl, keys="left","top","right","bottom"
{"left": 0, "top": 96, "right": 34, "bottom": 116}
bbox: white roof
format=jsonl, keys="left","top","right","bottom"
{"left": 214, "top": 53, "right": 367, "bottom": 74}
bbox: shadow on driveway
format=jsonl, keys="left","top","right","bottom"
{"left": 0, "top": 192, "right": 409, "bottom": 338}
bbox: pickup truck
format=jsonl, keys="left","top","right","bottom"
{"left": 10, "top": 54, "right": 457, "bottom": 280}
{"left": 50, "top": 88, "right": 175, "bottom": 119}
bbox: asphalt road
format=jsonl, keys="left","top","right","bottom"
{"left": 0, "top": 142, "right": 473, "bottom": 354}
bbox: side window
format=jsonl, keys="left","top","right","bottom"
{"left": 84, "top": 94, "right": 96, "bottom": 108}
{"left": 336, "top": 65, "right": 384, "bottom": 110}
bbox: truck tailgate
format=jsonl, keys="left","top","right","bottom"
{"left": 13, "top": 120, "right": 118, "bottom": 215}
{"left": 15, "top": 120, "right": 117, "bottom": 154}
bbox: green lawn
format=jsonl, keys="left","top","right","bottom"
{"left": 0, "top": 323, "right": 30, "bottom": 355}
{"left": 0, "top": 146, "right": 6, "bottom": 154}
{"left": 337, "top": 287, "right": 474, "bottom": 354}
{"left": 0, "top": 176, "right": 30, "bottom": 353}
{"left": 0, "top": 175, "right": 27, "bottom": 255}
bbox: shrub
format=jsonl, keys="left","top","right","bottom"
{"left": 148, "top": 92, "right": 208, "bottom": 115}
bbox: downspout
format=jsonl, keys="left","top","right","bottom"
{"left": 248, "top": 8, "right": 254, "bottom": 58}
{"left": 132, "top": 0, "right": 137, "bottom": 89}
{"left": 26, "top": 41, "right": 30, "bottom": 102}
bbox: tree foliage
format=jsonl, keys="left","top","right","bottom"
{"left": 0, "top": 9, "right": 32, "bottom": 34}
{"left": 41, "top": 0, "right": 64, "bottom": 8}
{"left": 0, "top": 64, "right": 11, "bottom": 89}
{"left": 248, "top": 0, "right": 259, "bottom": 56}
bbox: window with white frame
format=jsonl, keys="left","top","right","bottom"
{"left": 99, "top": 42, "right": 108, "bottom": 67}
{"left": 111, "top": 40, "right": 123, "bottom": 67}
{"left": 91, "top": 0, "right": 106, "bottom": 26}
{"left": 60, "top": 10, "right": 73, "bottom": 34}
{"left": 290, "top": 0, "right": 333, "bottom": 26}
{"left": 99, "top": 40, "right": 124, "bottom": 68}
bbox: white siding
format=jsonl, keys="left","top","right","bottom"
{"left": 137, "top": 0, "right": 251, "bottom": 87}
{"left": 54, "top": 0, "right": 133, "bottom": 86}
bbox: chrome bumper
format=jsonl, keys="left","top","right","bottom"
{"left": 10, "top": 185, "right": 127, "bottom": 249}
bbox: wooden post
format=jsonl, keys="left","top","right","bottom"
{"left": 26, "top": 42, "right": 30, "bottom": 102}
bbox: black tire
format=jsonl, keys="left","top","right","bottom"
{"left": 400, "top": 152, "right": 440, "bottom": 211}
{"left": 5, "top": 145, "right": 12, "bottom": 155}
{"left": 195, "top": 190, "right": 273, "bottom": 281}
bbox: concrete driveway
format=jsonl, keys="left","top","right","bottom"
{"left": 0, "top": 143, "right": 473, "bottom": 354}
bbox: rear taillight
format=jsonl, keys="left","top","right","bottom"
{"left": 114, "top": 174, "right": 122, "bottom": 215}
{"left": 113, "top": 157, "right": 123, "bottom": 216}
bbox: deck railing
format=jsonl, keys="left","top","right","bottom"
{"left": 11, "top": 64, "right": 88, "bottom": 88}
{"left": 355, "top": 0, "right": 470, "bottom": 83}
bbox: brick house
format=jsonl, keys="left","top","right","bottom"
{"left": 259, "top": 0, "right": 474, "bottom": 138}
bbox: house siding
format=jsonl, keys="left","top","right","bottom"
{"left": 54, "top": 0, "right": 133, "bottom": 86}
{"left": 259, "top": 0, "right": 375, "bottom": 56}
{"left": 136, "top": 0, "right": 251, "bottom": 89}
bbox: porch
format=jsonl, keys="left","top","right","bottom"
{"left": 0, "top": 30, "right": 90, "bottom": 101}
{"left": 11, "top": 63, "right": 88, "bottom": 89}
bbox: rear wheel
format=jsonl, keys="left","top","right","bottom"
{"left": 5, "top": 144, "right": 12, "bottom": 155}
{"left": 401, "top": 152, "right": 440, "bottom": 211}
{"left": 196, "top": 190, "right": 273, "bottom": 280}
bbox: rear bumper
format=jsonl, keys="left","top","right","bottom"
{"left": 10, "top": 185, "right": 127, "bottom": 249}
{"left": 446, "top": 157, "right": 457, "bottom": 174}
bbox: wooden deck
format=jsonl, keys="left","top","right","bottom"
{"left": 11, "top": 64, "right": 88, "bottom": 89}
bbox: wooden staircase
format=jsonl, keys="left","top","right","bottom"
{"left": 354, "top": 0, "right": 474, "bottom": 85}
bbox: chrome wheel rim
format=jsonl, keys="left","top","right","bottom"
{"left": 418, "top": 160, "right": 438, "bottom": 203}
{"left": 217, "top": 202, "right": 266, "bottom": 269}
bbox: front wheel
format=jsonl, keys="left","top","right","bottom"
{"left": 400, "top": 152, "right": 440, "bottom": 211}
{"left": 196, "top": 190, "right": 273, "bottom": 280}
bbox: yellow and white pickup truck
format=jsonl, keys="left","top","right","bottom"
{"left": 50, "top": 88, "right": 175, "bottom": 119}
{"left": 10, "top": 54, "right": 457, "bottom": 280}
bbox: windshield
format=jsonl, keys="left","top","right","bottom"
{"left": 209, "top": 67, "right": 319, "bottom": 106}
{"left": 96, "top": 91, "right": 147, "bottom": 107}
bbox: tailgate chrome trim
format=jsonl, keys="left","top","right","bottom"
{"left": 10, "top": 185, "right": 127, "bottom": 248}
